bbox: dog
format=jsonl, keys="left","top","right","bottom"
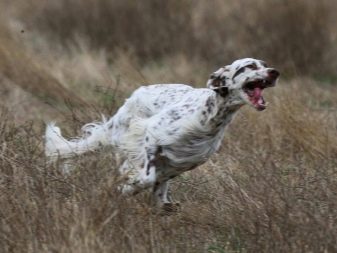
{"left": 45, "top": 58, "right": 280, "bottom": 210}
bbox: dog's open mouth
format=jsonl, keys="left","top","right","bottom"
{"left": 243, "top": 79, "right": 274, "bottom": 111}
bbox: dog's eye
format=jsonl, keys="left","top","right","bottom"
{"left": 246, "top": 64, "right": 258, "bottom": 70}
{"left": 232, "top": 67, "right": 245, "bottom": 79}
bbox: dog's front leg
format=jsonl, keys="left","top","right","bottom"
{"left": 153, "top": 180, "right": 171, "bottom": 206}
{"left": 153, "top": 180, "right": 180, "bottom": 213}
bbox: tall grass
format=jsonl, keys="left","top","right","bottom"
{"left": 1, "top": 81, "right": 337, "bottom": 252}
{"left": 15, "top": 0, "right": 337, "bottom": 76}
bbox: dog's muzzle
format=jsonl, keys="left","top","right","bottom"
{"left": 243, "top": 69, "right": 280, "bottom": 111}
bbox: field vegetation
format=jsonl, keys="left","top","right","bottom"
{"left": 0, "top": 0, "right": 337, "bottom": 252}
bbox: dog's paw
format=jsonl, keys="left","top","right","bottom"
{"left": 161, "top": 202, "right": 181, "bottom": 215}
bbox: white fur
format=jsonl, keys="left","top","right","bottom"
{"left": 45, "top": 117, "right": 111, "bottom": 159}
{"left": 45, "top": 58, "right": 279, "bottom": 208}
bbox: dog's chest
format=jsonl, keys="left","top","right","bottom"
{"left": 160, "top": 127, "right": 226, "bottom": 169}
{"left": 153, "top": 129, "right": 225, "bottom": 182}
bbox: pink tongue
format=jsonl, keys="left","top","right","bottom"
{"left": 253, "top": 87, "right": 262, "bottom": 104}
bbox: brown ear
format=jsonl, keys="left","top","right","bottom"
{"left": 207, "top": 75, "right": 222, "bottom": 89}
{"left": 217, "top": 86, "right": 229, "bottom": 97}
{"left": 206, "top": 66, "right": 230, "bottom": 93}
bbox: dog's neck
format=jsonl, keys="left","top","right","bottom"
{"left": 208, "top": 92, "right": 244, "bottom": 128}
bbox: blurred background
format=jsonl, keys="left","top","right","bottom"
{"left": 1, "top": 0, "right": 337, "bottom": 121}
{"left": 1, "top": 1, "right": 337, "bottom": 252}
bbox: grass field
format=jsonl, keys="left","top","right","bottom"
{"left": 1, "top": 1, "right": 337, "bottom": 252}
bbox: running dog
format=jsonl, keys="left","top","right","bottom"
{"left": 45, "top": 58, "right": 280, "bottom": 210}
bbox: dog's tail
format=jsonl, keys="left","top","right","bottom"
{"left": 45, "top": 117, "right": 112, "bottom": 160}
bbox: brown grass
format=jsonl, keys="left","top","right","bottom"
{"left": 0, "top": 0, "right": 337, "bottom": 252}
{"left": 1, "top": 81, "right": 336, "bottom": 252}
{"left": 0, "top": 23, "right": 90, "bottom": 112}
{"left": 13, "top": 0, "right": 337, "bottom": 76}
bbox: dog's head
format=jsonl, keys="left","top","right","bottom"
{"left": 207, "top": 58, "right": 280, "bottom": 111}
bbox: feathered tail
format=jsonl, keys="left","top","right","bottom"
{"left": 45, "top": 117, "right": 113, "bottom": 160}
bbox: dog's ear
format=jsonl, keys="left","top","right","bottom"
{"left": 207, "top": 66, "right": 230, "bottom": 96}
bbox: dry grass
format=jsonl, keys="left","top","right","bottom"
{"left": 12, "top": 0, "right": 337, "bottom": 76}
{"left": 0, "top": 0, "right": 337, "bottom": 252}
{"left": 1, "top": 81, "right": 336, "bottom": 253}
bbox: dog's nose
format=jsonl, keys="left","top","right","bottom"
{"left": 268, "top": 69, "right": 280, "bottom": 79}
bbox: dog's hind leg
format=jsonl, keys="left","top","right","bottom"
{"left": 118, "top": 132, "right": 162, "bottom": 195}
{"left": 118, "top": 150, "right": 158, "bottom": 195}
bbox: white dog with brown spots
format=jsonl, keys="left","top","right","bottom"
{"left": 45, "top": 58, "right": 280, "bottom": 211}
